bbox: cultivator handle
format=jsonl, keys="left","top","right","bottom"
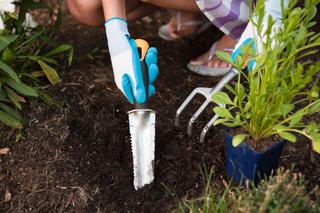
{"left": 134, "top": 39, "right": 150, "bottom": 109}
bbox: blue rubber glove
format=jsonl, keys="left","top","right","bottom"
{"left": 105, "top": 17, "right": 158, "bottom": 104}
{"left": 231, "top": 0, "right": 288, "bottom": 70}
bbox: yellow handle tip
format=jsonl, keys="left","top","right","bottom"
{"left": 135, "top": 39, "right": 149, "bottom": 61}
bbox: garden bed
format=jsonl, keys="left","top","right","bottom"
{"left": 0, "top": 3, "right": 320, "bottom": 212}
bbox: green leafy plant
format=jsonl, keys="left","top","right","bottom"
{"left": 0, "top": 0, "right": 73, "bottom": 128}
{"left": 178, "top": 168, "right": 320, "bottom": 213}
{"left": 212, "top": 0, "right": 320, "bottom": 153}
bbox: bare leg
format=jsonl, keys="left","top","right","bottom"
{"left": 66, "top": 0, "right": 104, "bottom": 26}
{"left": 145, "top": 0, "right": 237, "bottom": 69}
{"left": 141, "top": 0, "right": 200, "bottom": 12}
{"left": 67, "top": 0, "right": 152, "bottom": 26}
{"left": 162, "top": 12, "right": 205, "bottom": 39}
{"left": 67, "top": 0, "right": 201, "bottom": 27}
{"left": 67, "top": 0, "right": 237, "bottom": 70}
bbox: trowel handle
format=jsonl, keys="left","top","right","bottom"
{"left": 134, "top": 39, "right": 150, "bottom": 109}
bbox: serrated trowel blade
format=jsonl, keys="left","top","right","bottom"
{"left": 128, "top": 109, "right": 155, "bottom": 190}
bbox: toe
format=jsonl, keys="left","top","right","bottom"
{"left": 189, "top": 57, "right": 204, "bottom": 66}
{"left": 213, "top": 61, "right": 220, "bottom": 68}
{"left": 220, "top": 62, "right": 229, "bottom": 68}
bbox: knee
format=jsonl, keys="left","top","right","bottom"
{"left": 140, "top": 0, "right": 152, "bottom": 3}
{"left": 66, "top": 0, "right": 85, "bottom": 23}
{"left": 67, "top": 0, "right": 102, "bottom": 27}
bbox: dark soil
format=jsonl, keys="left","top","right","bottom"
{"left": 0, "top": 3, "right": 320, "bottom": 213}
{"left": 229, "top": 128, "right": 281, "bottom": 152}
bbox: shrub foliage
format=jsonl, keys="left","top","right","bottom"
{"left": 179, "top": 168, "right": 320, "bottom": 213}
{"left": 0, "top": 0, "right": 73, "bottom": 128}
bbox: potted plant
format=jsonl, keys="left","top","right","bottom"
{"left": 212, "top": 0, "right": 320, "bottom": 184}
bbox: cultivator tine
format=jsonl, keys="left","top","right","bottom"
{"left": 175, "top": 87, "right": 212, "bottom": 127}
{"left": 200, "top": 114, "right": 220, "bottom": 143}
{"left": 175, "top": 68, "right": 239, "bottom": 142}
{"left": 187, "top": 99, "right": 211, "bottom": 136}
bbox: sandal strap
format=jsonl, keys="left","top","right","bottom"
{"left": 208, "top": 42, "right": 217, "bottom": 61}
{"left": 176, "top": 11, "right": 208, "bottom": 32}
{"left": 196, "top": 21, "right": 212, "bottom": 35}
{"left": 223, "top": 48, "right": 234, "bottom": 52}
{"left": 179, "top": 20, "right": 207, "bottom": 27}
{"left": 177, "top": 12, "right": 182, "bottom": 31}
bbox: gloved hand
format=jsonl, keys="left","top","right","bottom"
{"left": 231, "top": 0, "right": 288, "bottom": 70}
{"left": 105, "top": 17, "right": 158, "bottom": 104}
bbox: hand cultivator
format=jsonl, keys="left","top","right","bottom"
{"left": 175, "top": 68, "right": 238, "bottom": 143}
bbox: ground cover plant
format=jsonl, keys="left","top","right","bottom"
{"left": 213, "top": 0, "right": 320, "bottom": 152}
{"left": 0, "top": 0, "right": 73, "bottom": 129}
{"left": 179, "top": 168, "right": 320, "bottom": 213}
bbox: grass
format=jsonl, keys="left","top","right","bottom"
{"left": 177, "top": 167, "right": 320, "bottom": 213}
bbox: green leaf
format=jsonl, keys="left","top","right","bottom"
{"left": 213, "top": 118, "right": 231, "bottom": 126}
{"left": 279, "top": 132, "right": 297, "bottom": 143}
{"left": 0, "top": 109, "right": 22, "bottom": 129}
{"left": 0, "top": 35, "right": 19, "bottom": 52}
{"left": 44, "top": 44, "right": 73, "bottom": 57}
{"left": 309, "top": 85, "right": 319, "bottom": 99}
{"left": 0, "top": 102, "right": 22, "bottom": 122}
{"left": 224, "top": 122, "right": 242, "bottom": 128}
{"left": 214, "top": 107, "right": 233, "bottom": 119}
{"left": 39, "top": 91, "right": 54, "bottom": 105}
{"left": 37, "top": 60, "right": 61, "bottom": 85}
{"left": 289, "top": 110, "right": 304, "bottom": 127}
{"left": 225, "top": 84, "right": 236, "bottom": 95}
{"left": 311, "top": 137, "right": 320, "bottom": 154}
{"left": 3, "top": 78, "right": 38, "bottom": 97}
{"left": 245, "top": 112, "right": 251, "bottom": 119}
{"left": 68, "top": 48, "right": 74, "bottom": 65}
{"left": 280, "top": 104, "right": 295, "bottom": 115}
{"left": 1, "top": 47, "right": 14, "bottom": 65}
{"left": 296, "top": 25, "right": 307, "bottom": 45}
{"left": 41, "top": 57, "right": 58, "bottom": 65}
{"left": 273, "top": 124, "right": 289, "bottom": 132}
{"left": 244, "top": 102, "right": 250, "bottom": 112}
{"left": 5, "top": 87, "right": 22, "bottom": 110}
{"left": 232, "top": 134, "right": 247, "bottom": 147}
{"left": 17, "top": 27, "right": 46, "bottom": 49}
{"left": 0, "top": 60, "right": 20, "bottom": 83}
{"left": 216, "top": 51, "right": 233, "bottom": 65}
{"left": 235, "top": 82, "right": 245, "bottom": 101}
{"left": 310, "top": 91, "right": 319, "bottom": 99}
{"left": 0, "top": 90, "right": 6, "bottom": 101}
{"left": 304, "top": 122, "right": 320, "bottom": 153}
{"left": 309, "top": 101, "right": 320, "bottom": 114}
{"left": 212, "top": 91, "right": 233, "bottom": 105}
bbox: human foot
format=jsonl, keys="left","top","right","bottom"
{"left": 158, "top": 12, "right": 210, "bottom": 41}
{"left": 187, "top": 35, "right": 237, "bottom": 76}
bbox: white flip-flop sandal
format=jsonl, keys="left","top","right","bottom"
{"left": 158, "top": 12, "right": 212, "bottom": 41}
{"left": 187, "top": 42, "right": 233, "bottom": 77}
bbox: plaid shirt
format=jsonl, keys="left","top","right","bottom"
{"left": 196, "top": 0, "right": 251, "bottom": 39}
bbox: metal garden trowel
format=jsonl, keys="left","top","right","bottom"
{"left": 128, "top": 39, "right": 155, "bottom": 190}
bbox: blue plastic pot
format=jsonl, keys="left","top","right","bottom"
{"left": 225, "top": 131, "right": 285, "bottom": 185}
